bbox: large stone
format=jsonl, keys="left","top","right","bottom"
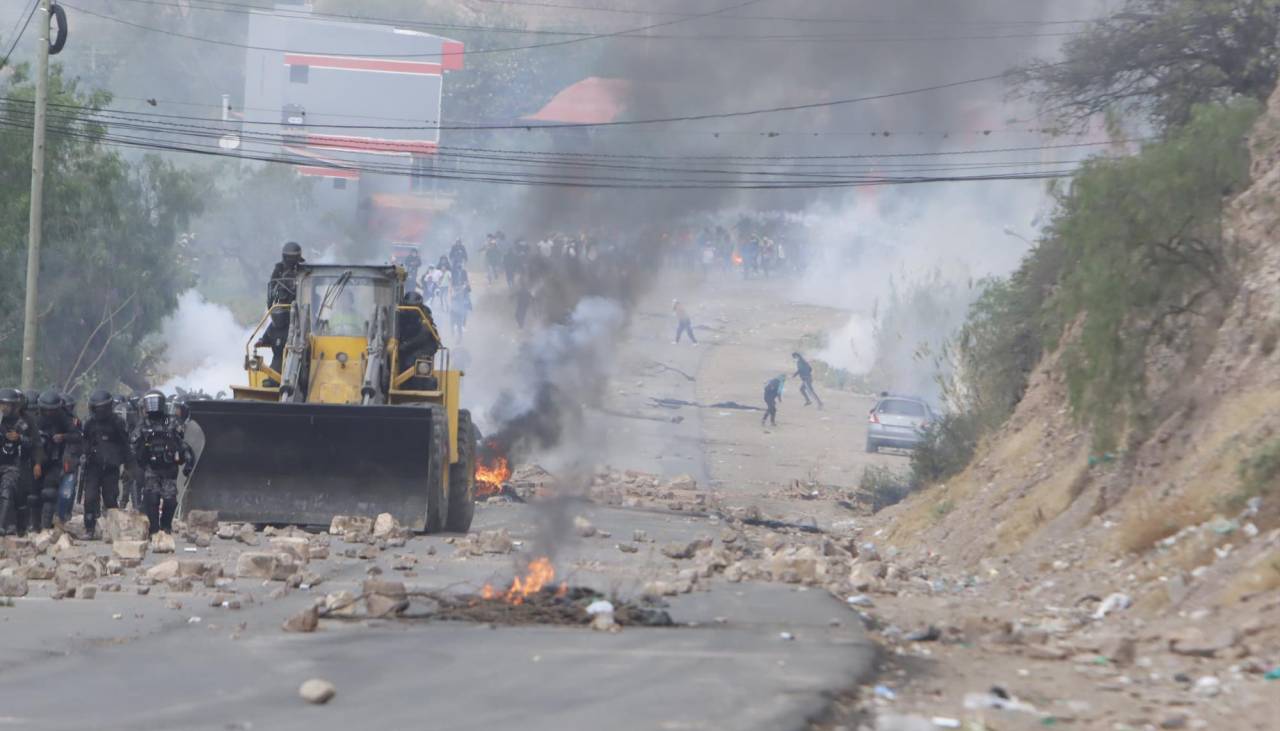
{"left": 235, "top": 524, "right": 259, "bottom": 546}
{"left": 102, "top": 509, "right": 149, "bottom": 543}
{"left": 323, "top": 591, "right": 359, "bottom": 617}
{"left": 661, "top": 537, "right": 712, "bottom": 560}
{"left": 329, "top": 515, "right": 373, "bottom": 539}
{"left": 269, "top": 537, "right": 311, "bottom": 564}
{"left": 365, "top": 593, "right": 408, "bottom": 618}
{"left": 235, "top": 552, "right": 278, "bottom": 579}
{"left": 149, "top": 532, "right": 176, "bottom": 554}
{"left": 177, "top": 559, "right": 212, "bottom": 578}
{"left": 0, "top": 575, "right": 28, "bottom": 597}
{"left": 111, "top": 540, "right": 148, "bottom": 562}
{"left": 573, "top": 516, "right": 597, "bottom": 538}
{"left": 282, "top": 606, "right": 319, "bottom": 633}
{"left": 270, "top": 553, "right": 300, "bottom": 582}
{"left": 75, "top": 585, "right": 97, "bottom": 600}
{"left": 474, "top": 529, "right": 513, "bottom": 555}
{"left": 298, "top": 678, "right": 336, "bottom": 705}
{"left": 361, "top": 579, "right": 407, "bottom": 599}
{"left": 1169, "top": 627, "right": 1239, "bottom": 658}
{"left": 186, "top": 510, "right": 219, "bottom": 533}
{"left": 668, "top": 474, "right": 697, "bottom": 491}
{"left": 216, "top": 523, "right": 237, "bottom": 540}
{"left": 765, "top": 545, "right": 826, "bottom": 584}
{"left": 145, "top": 559, "right": 180, "bottom": 582}
{"left": 372, "top": 513, "right": 400, "bottom": 539}
{"left": 849, "top": 560, "right": 886, "bottom": 591}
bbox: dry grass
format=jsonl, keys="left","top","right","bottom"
{"left": 1110, "top": 388, "right": 1280, "bottom": 555}
{"left": 1217, "top": 547, "right": 1280, "bottom": 604}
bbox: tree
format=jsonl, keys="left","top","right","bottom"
{"left": 0, "top": 66, "right": 207, "bottom": 394}
{"left": 1016, "top": 0, "right": 1280, "bottom": 131}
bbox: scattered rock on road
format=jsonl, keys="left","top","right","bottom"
{"left": 0, "top": 575, "right": 29, "bottom": 597}
{"left": 186, "top": 510, "right": 219, "bottom": 534}
{"left": 149, "top": 532, "right": 176, "bottom": 554}
{"left": 282, "top": 606, "right": 319, "bottom": 633}
{"left": 299, "top": 678, "right": 336, "bottom": 705}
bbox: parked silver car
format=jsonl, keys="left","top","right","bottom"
{"left": 865, "top": 394, "right": 934, "bottom": 453}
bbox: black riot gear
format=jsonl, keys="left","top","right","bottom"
{"left": 403, "top": 291, "right": 425, "bottom": 308}
{"left": 88, "top": 389, "right": 114, "bottom": 419}
{"left": 80, "top": 395, "right": 134, "bottom": 538}
{"left": 0, "top": 388, "right": 33, "bottom": 535}
{"left": 282, "top": 241, "right": 304, "bottom": 266}
{"left": 34, "top": 392, "right": 82, "bottom": 530}
{"left": 133, "top": 412, "right": 193, "bottom": 534}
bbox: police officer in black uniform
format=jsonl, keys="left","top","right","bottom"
{"left": 34, "top": 391, "right": 83, "bottom": 530}
{"left": 259, "top": 241, "right": 305, "bottom": 377}
{"left": 397, "top": 291, "right": 442, "bottom": 376}
{"left": 133, "top": 391, "right": 194, "bottom": 535}
{"left": 81, "top": 389, "right": 134, "bottom": 538}
{"left": 0, "top": 388, "right": 36, "bottom": 536}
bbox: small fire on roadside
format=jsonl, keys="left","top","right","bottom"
{"left": 475, "top": 452, "right": 511, "bottom": 498}
{"left": 480, "top": 557, "right": 567, "bottom": 605}
{"left": 732, "top": 252, "right": 744, "bottom": 266}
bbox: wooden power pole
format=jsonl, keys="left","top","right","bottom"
{"left": 20, "top": 0, "right": 52, "bottom": 390}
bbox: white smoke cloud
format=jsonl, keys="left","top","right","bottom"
{"left": 155, "top": 291, "right": 254, "bottom": 396}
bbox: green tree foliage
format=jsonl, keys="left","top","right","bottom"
{"left": 0, "top": 67, "right": 206, "bottom": 394}
{"left": 1016, "top": 0, "right": 1280, "bottom": 130}
{"left": 1048, "top": 100, "right": 1259, "bottom": 448}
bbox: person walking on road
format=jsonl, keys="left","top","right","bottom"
{"left": 792, "top": 352, "right": 824, "bottom": 409}
{"left": 673, "top": 299, "right": 697, "bottom": 344}
{"left": 762, "top": 375, "right": 784, "bottom": 427}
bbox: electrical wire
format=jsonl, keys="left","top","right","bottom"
{"left": 60, "top": 0, "right": 768, "bottom": 58}
{"left": 0, "top": 0, "right": 39, "bottom": 69}
{"left": 92, "top": 0, "right": 1086, "bottom": 43}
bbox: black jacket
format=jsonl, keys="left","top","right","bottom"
{"left": 37, "top": 411, "right": 82, "bottom": 468}
{"left": 0, "top": 415, "right": 35, "bottom": 467}
{"left": 267, "top": 261, "right": 302, "bottom": 307}
{"left": 83, "top": 413, "right": 133, "bottom": 469}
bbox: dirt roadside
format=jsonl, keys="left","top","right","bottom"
{"left": 653, "top": 272, "right": 1279, "bottom": 731}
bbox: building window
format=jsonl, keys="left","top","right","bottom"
{"left": 290, "top": 64, "right": 309, "bottom": 84}
{"left": 333, "top": 178, "right": 347, "bottom": 190}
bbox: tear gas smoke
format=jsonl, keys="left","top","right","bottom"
{"left": 155, "top": 291, "right": 253, "bottom": 396}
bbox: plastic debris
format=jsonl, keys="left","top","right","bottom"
{"left": 1264, "top": 667, "right": 1280, "bottom": 680}
{"left": 1093, "top": 592, "right": 1132, "bottom": 619}
{"left": 873, "top": 684, "right": 897, "bottom": 701}
{"left": 932, "top": 717, "right": 961, "bottom": 728}
{"left": 586, "top": 600, "right": 615, "bottom": 616}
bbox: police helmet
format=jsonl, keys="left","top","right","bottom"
{"left": 37, "top": 390, "right": 64, "bottom": 415}
{"left": 403, "top": 291, "right": 424, "bottom": 307}
{"left": 0, "top": 387, "right": 21, "bottom": 416}
{"left": 142, "top": 390, "right": 166, "bottom": 418}
{"left": 282, "top": 241, "right": 304, "bottom": 265}
{"left": 88, "top": 389, "right": 114, "bottom": 418}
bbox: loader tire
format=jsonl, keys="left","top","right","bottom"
{"left": 424, "top": 405, "right": 447, "bottom": 533}
{"left": 445, "top": 409, "right": 477, "bottom": 533}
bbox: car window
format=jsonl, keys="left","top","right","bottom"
{"left": 878, "top": 399, "right": 927, "bottom": 417}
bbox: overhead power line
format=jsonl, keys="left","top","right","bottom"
{"left": 61, "top": 0, "right": 772, "bottom": 58}
{"left": 94, "top": 0, "right": 1085, "bottom": 43}
{"left": 0, "top": 0, "right": 39, "bottom": 68}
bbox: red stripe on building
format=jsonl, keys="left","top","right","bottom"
{"left": 441, "top": 41, "right": 464, "bottom": 71}
{"left": 295, "top": 165, "right": 360, "bottom": 179}
{"left": 306, "top": 134, "right": 438, "bottom": 155}
{"left": 284, "top": 54, "right": 442, "bottom": 76}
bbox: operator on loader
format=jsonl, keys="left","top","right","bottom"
{"left": 397, "top": 291, "right": 441, "bottom": 388}
{"left": 258, "top": 241, "right": 305, "bottom": 380}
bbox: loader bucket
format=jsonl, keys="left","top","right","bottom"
{"left": 182, "top": 400, "right": 439, "bottom": 531}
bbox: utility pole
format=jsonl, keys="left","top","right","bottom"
{"left": 21, "top": 0, "right": 52, "bottom": 390}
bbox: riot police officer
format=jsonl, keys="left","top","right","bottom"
{"left": 132, "top": 391, "right": 194, "bottom": 535}
{"left": 81, "top": 389, "right": 134, "bottom": 538}
{"left": 34, "top": 390, "right": 82, "bottom": 530}
{"left": 258, "top": 241, "right": 305, "bottom": 378}
{"left": 0, "top": 388, "right": 36, "bottom": 536}
{"left": 397, "top": 291, "right": 441, "bottom": 373}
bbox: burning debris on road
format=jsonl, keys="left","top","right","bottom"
{"left": 316, "top": 557, "right": 673, "bottom": 628}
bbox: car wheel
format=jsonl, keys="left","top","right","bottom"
{"left": 865, "top": 437, "right": 878, "bottom": 454}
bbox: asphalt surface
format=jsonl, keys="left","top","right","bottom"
{"left": 0, "top": 284, "right": 875, "bottom": 731}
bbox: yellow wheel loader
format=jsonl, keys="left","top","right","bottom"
{"left": 181, "top": 264, "right": 476, "bottom": 533}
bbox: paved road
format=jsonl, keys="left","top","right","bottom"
{"left": 0, "top": 281, "right": 875, "bottom": 731}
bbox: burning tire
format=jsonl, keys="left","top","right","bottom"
{"left": 446, "top": 409, "right": 477, "bottom": 532}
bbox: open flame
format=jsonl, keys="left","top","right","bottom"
{"left": 732, "top": 251, "right": 744, "bottom": 266}
{"left": 475, "top": 454, "right": 512, "bottom": 498}
{"left": 480, "top": 557, "right": 565, "bottom": 605}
